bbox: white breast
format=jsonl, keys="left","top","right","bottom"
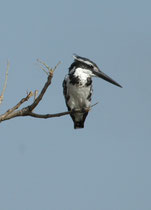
{"left": 67, "top": 84, "right": 91, "bottom": 109}
{"left": 66, "top": 68, "right": 92, "bottom": 110}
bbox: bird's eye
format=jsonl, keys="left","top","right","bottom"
{"left": 90, "top": 64, "right": 93, "bottom": 68}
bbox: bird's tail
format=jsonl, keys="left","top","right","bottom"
{"left": 72, "top": 111, "right": 88, "bottom": 129}
{"left": 74, "top": 121, "right": 84, "bottom": 129}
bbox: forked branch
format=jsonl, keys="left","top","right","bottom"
{"left": 0, "top": 60, "right": 97, "bottom": 123}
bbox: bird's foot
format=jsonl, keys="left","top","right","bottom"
{"left": 71, "top": 107, "right": 89, "bottom": 114}
{"left": 81, "top": 107, "right": 90, "bottom": 113}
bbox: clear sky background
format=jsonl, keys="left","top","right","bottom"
{"left": 0, "top": 0, "right": 151, "bottom": 209}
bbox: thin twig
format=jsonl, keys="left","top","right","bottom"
{"left": 34, "top": 90, "right": 38, "bottom": 101}
{"left": 37, "top": 59, "right": 50, "bottom": 70}
{"left": 0, "top": 61, "right": 9, "bottom": 105}
{"left": 38, "top": 64, "right": 49, "bottom": 75}
{"left": 52, "top": 61, "right": 61, "bottom": 72}
{"left": 37, "top": 59, "right": 61, "bottom": 74}
{"left": 90, "top": 102, "right": 99, "bottom": 108}
{"left": 0, "top": 91, "right": 33, "bottom": 121}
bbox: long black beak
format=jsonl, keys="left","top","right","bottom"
{"left": 92, "top": 69, "right": 122, "bottom": 88}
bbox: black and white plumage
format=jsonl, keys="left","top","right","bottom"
{"left": 63, "top": 54, "right": 122, "bottom": 129}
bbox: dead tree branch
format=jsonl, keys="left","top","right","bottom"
{"left": 0, "top": 60, "right": 97, "bottom": 124}
{"left": 0, "top": 61, "right": 59, "bottom": 123}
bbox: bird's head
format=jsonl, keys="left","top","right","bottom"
{"left": 71, "top": 54, "right": 122, "bottom": 88}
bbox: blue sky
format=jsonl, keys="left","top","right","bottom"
{"left": 0, "top": 0, "right": 151, "bottom": 209}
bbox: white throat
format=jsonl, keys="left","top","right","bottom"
{"left": 74, "top": 67, "right": 94, "bottom": 82}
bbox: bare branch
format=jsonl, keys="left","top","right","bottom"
{"left": 0, "top": 60, "right": 98, "bottom": 124}
{"left": 27, "top": 111, "right": 71, "bottom": 118}
{"left": 27, "top": 103, "right": 98, "bottom": 119}
{"left": 27, "top": 73, "right": 53, "bottom": 111}
{"left": 0, "top": 61, "right": 9, "bottom": 105}
{"left": 26, "top": 61, "right": 61, "bottom": 112}
{"left": 0, "top": 104, "right": 98, "bottom": 122}
{"left": 0, "top": 91, "right": 33, "bottom": 121}
{"left": 0, "top": 60, "right": 60, "bottom": 123}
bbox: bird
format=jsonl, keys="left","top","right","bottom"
{"left": 63, "top": 54, "right": 122, "bottom": 129}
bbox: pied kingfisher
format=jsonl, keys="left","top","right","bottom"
{"left": 63, "top": 54, "right": 122, "bottom": 129}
